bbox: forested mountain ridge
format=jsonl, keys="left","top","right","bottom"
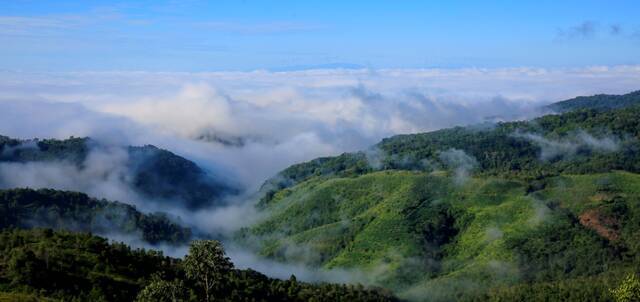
{"left": 0, "top": 188, "right": 191, "bottom": 245}
{"left": 259, "top": 101, "right": 640, "bottom": 204}
{"left": 244, "top": 93, "right": 640, "bottom": 301}
{"left": 0, "top": 136, "right": 239, "bottom": 209}
{"left": 546, "top": 90, "right": 640, "bottom": 113}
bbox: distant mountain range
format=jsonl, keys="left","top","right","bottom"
{"left": 268, "top": 62, "right": 367, "bottom": 72}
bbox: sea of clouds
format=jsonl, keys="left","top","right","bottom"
{"left": 1, "top": 66, "right": 639, "bottom": 281}
{"left": 2, "top": 66, "right": 639, "bottom": 190}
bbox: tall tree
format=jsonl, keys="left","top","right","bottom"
{"left": 183, "top": 240, "right": 233, "bottom": 302}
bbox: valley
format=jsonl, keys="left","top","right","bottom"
{"left": 1, "top": 91, "right": 640, "bottom": 301}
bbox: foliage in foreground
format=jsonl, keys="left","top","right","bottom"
{"left": 611, "top": 274, "right": 640, "bottom": 302}
{"left": 0, "top": 228, "right": 398, "bottom": 302}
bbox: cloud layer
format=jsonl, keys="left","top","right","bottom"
{"left": 1, "top": 66, "right": 639, "bottom": 189}
{"left": 1, "top": 66, "right": 639, "bottom": 284}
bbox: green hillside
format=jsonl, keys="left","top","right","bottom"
{"left": 244, "top": 103, "right": 640, "bottom": 301}
{"left": 260, "top": 105, "right": 640, "bottom": 200}
{"left": 0, "top": 188, "right": 191, "bottom": 245}
{"left": 245, "top": 171, "right": 640, "bottom": 301}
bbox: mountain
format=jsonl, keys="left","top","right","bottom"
{"left": 259, "top": 103, "right": 640, "bottom": 200}
{"left": 3, "top": 91, "right": 640, "bottom": 301}
{"left": 0, "top": 228, "right": 397, "bottom": 302}
{"left": 241, "top": 100, "right": 640, "bottom": 301}
{"left": 0, "top": 136, "right": 239, "bottom": 209}
{"left": 546, "top": 90, "right": 640, "bottom": 113}
{"left": 268, "top": 62, "right": 366, "bottom": 72}
{"left": 0, "top": 188, "right": 191, "bottom": 245}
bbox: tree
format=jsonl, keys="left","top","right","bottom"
{"left": 183, "top": 240, "right": 233, "bottom": 302}
{"left": 136, "top": 276, "right": 188, "bottom": 302}
{"left": 611, "top": 274, "right": 640, "bottom": 302}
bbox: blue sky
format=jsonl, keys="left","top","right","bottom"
{"left": 1, "top": 0, "right": 639, "bottom": 71}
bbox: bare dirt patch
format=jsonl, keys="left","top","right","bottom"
{"left": 579, "top": 209, "right": 620, "bottom": 241}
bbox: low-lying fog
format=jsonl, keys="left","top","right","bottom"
{"left": 1, "top": 66, "right": 639, "bottom": 282}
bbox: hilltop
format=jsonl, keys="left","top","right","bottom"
{"left": 546, "top": 90, "right": 640, "bottom": 113}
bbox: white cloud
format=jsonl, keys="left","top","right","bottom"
{"left": 1, "top": 66, "right": 639, "bottom": 190}
{"left": 1, "top": 66, "right": 639, "bottom": 283}
{"left": 0, "top": 147, "right": 144, "bottom": 208}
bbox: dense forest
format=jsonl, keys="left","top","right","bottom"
{"left": 0, "top": 228, "right": 397, "bottom": 302}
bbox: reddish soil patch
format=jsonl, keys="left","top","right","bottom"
{"left": 579, "top": 209, "right": 620, "bottom": 241}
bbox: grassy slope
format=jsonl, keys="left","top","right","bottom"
{"left": 247, "top": 172, "right": 527, "bottom": 289}
{"left": 245, "top": 170, "right": 640, "bottom": 301}
{"left": 250, "top": 171, "right": 425, "bottom": 270}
